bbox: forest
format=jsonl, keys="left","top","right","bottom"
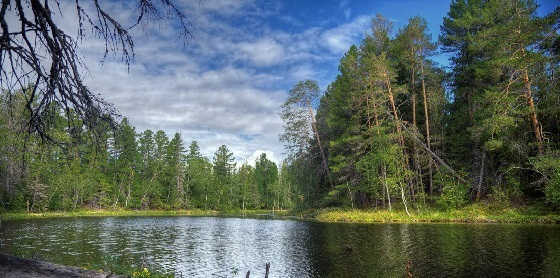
{"left": 281, "top": 0, "right": 560, "bottom": 212}
{"left": 0, "top": 93, "right": 290, "bottom": 211}
{"left": 1, "top": 0, "right": 559, "bottom": 214}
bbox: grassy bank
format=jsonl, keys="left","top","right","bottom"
{"left": 3, "top": 204, "right": 559, "bottom": 224}
{"left": 0, "top": 208, "right": 289, "bottom": 221}
{"left": 314, "top": 203, "right": 560, "bottom": 224}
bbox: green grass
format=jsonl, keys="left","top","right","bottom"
{"left": 314, "top": 203, "right": 560, "bottom": 224}
{"left": 0, "top": 208, "right": 289, "bottom": 221}
{"left": 3, "top": 204, "right": 558, "bottom": 224}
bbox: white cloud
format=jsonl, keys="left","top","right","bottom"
{"left": 4, "top": 0, "right": 377, "bottom": 165}
{"left": 321, "top": 16, "right": 370, "bottom": 54}
{"left": 187, "top": 0, "right": 254, "bottom": 14}
{"left": 238, "top": 38, "right": 285, "bottom": 66}
{"left": 289, "top": 64, "right": 316, "bottom": 81}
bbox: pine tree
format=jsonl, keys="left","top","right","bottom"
{"left": 213, "top": 145, "right": 235, "bottom": 209}
{"left": 255, "top": 153, "right": 278, "bottom": 208}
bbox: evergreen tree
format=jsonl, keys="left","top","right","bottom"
{"left": 213, "top": 145, "right": 235, "bottom": 209}
{"left": 255, "top": 153, "right": 278, "bottom": 208}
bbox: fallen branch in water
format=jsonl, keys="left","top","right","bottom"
{"left": 245, "top": 262, "right": 271, "bottom": 278}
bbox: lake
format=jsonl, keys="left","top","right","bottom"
{"left": 1, "top": 217, "right": 560, "bottom": 277}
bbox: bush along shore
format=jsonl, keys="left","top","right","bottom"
{"left": 312, "top": 203, "right": 560, "bottom": 224}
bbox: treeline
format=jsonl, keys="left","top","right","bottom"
{"left": 0, "top": 92, "right": 292, "bottom": 211}
{"left": 2, "top": 0, "right": 559, "bottom": 214}
{"left": 281, "top": 0, "right": 560, "bottom": 210}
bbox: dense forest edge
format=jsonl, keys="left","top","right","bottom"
{"left": 1, "top": 1, "right": 560, "bottom": 225}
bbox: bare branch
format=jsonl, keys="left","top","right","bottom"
{"left": 0, "top": 0, "right": 191, "bottom": 140}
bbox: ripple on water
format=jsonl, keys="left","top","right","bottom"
{"left": 1, "top": 218, "right": 560, "bottom": 277}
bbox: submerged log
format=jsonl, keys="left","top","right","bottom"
{"left": 406, "top": 260, "right": 413, "bottom": 278}
{"left": 0, "top": 253, "right": 124, "bottom": 278}
{"left": 244, "top": 262, "right": 271, "bottom": 278}
{"left": 265, "top": 262, "right": 270, "bottom": 278}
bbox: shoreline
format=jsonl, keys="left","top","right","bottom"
{"left": 0, "top": 253, "right": 125, "bottom": 278}
{"left": 0, "top": 209, "right": 290, "bottom": 222}
{"left": 313, "top": 204, "right": 560, "bottom": 224}
{"left": 2, "top": 204, "right": 559, "bottom": 224}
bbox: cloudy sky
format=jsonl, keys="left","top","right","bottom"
{"left": 44, "top": 0, "right": 556, "bottom": 165}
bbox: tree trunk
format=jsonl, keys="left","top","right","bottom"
{"left": 475, "top": 151, "right": 486, "bottom": 201}
{"left": 308, "top": 105, "right": 331, "bottom": 187}
{"left": 523, "top": 69, "right": 544, "bottom": 155}
{"left": 126, "top": 168, "right": 134, "bottom": 208}
{"left": 411, "top": 66, "right": 420, "bottom": 201}
{"left": 4, "top": 115, "right": 14, "bottom": 196}
{"left": 185, "top": 181, "right": 189, "bottom": 209}
{"left": 176, "top": 163, "right": 184, "bottom": 207}
{"left": 385, "top": 75, "right": 404, "bottom": 146}
{"left": 411, "top": 67, "right": 417, "bottom": 127}
{"left": 205, "top": 186, "right": 208, "bottom": 210}
{"left": 400, "top": 185, "right": 411, "bottom": 216}
{"left": 403, "top": 124, "right": 468, "bottom": 184}
{"left": 370, "top": 92, "right": 389, "bottom": 210}
{"left": 421, "top": 58, "right": 433, "bottom": 196}
{"left": 383, "top": 165, "right": 391, "bottom": 211}
{"left": 386, "top": 73, "right": 414, "bottom": 203}
{"left": 366, "top": 93, "right": 371, "bottom": 128}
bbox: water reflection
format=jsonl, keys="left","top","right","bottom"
{"left": 1, "top": 217, "right": 560, "bottom": 277}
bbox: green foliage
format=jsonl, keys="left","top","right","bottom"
{"left": 532, "top": 153, "right": 560, "bottom": 207}
{"left": 255, "top": 153, "right": 278, "bottom": 208}
{"left": 132, "top": 268, "right": 153, "bottom": 278}
{"left": 487, "top": 186, "right": 512, "bottom": 209}
{"left": 280, "top": 0, "right": 560, "bottom": 212}
{"left": 0, "top": 90, "right": 294, "bottom": 212}
{"left": 435, "top": 173, "right": 469, "bottom": 210}
{"left": 315, "top": 203, "right": 560, "bottom": 224}
{"left": 544, "top": 172, "right": 560, "bottom": 207}
{"left": 2, "top": 0, "right": 559, "bottom": 215}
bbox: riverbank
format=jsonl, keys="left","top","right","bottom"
{"left": 313, "top": 203, "right": 560, "bottom": 224}
{"left": 0, "top": 208, "right": 289, "bottom": 221}
{"left": 2, "top": 203, "right": 559, "bottom": 224}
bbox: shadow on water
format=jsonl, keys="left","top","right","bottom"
{"left": 1, "top": 217, "right": 560, "bottom": 277}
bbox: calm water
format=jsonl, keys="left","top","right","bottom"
{"left": 1, "top": 217, "right": 560, "bottom": 277}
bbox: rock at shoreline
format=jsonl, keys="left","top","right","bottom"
{"left": 0, "top": 253, "right": 124, "bottom": 278}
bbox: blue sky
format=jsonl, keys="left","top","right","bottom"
{"left": 30, "top": 0, "right": 556, "bottom": 165}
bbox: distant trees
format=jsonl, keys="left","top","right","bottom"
{"left": 255, "top": 153, "right": 278, "bottom": 209}
{"left": 213, "top": 145, "right": 235, "bottom": 209}
{"left": 0, "top": 92, "right": 290, "bottom": 211}
{"left": 0, "top": 0, "right": 199, "bottom": 211}
{"left": 2, "top": 0, "right": 559, "bottom": 213}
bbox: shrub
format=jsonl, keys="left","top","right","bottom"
{"left": 435, "top": 172, "right": 469, "bottom": 210}
{"left": 531, "top": 152, "right": 560, "bottom": 208}
{"left": 487, "top": 186, "right": 510, "bottom": 209}
{"left": 544, "top": 171, "right": 560, "bottom": 207}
